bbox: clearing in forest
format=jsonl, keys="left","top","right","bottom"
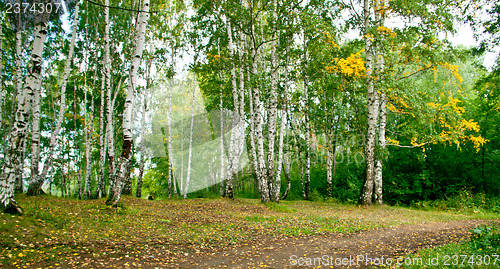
{"left": 1, "top": 195, "right": 498, "bottom": 268}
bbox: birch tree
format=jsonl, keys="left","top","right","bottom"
{"left": 27, "top": 2, "right": 81, "bottom": 196}
{"left": 267, "top": 0, "right": 279, "bottom": 201}
{"left": 107, "top": 0, "right": 150, "bottom": 206}
{"left": 0, "top": 2, "right": 50, "bottom": 213}
{"left": 359, "top": 0, "right": 378, "bottom": 206}
{"left": 224, "top": 14, "right": 238, "bottom": 198}
{"left": 104, "top": 0, "right": 116, "bottom": 200}
{"left": 137, "top": 60, "right": 152, "bottom": 198}
{"left": 302, "top": 29, "right": 311, "bottom": 200}
{"left": 184, "top": 72, "right": 196, "bottom": 198}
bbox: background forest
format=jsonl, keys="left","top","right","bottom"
{"left": 1, "top": 0, "right": 500, "bottom": 214}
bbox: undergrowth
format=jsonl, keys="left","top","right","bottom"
{"left": 400, "top": 223, "right": 500, "bottom": 268}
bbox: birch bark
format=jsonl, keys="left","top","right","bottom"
{"left": 84, "top": 86, "right": 94, "bottom": 199}
{"left": 28, "top": 2, "right": 80, "bottom": 195}
{"left": 250, "top": 18, "right": 270, "bottom": 203}
{"left": 183, "top": 72, "right": 196, "bottom": 199}
{"left": 0, "top": 13, "right": 3, "bottom": 125}
{"left": 1, "top": 5, "right": 49, "bottom": 213}
{"left": 137, "top": 63, "right": 151, "bottom": 198}
{"left": 302, "top": 31, "right": 311, "bottom": 200}
{"left": 373, "top": 0, "right": 386, "bottom": 205}
{"left": 13, "top": 14, "right": 24, "bottom": 193}
{"left": 225, "top": 15, "right": 238, "bottom": 198}
{"left": 267, "top": 0, "right": 279, "bottom": 200}
{"left": 359, "top": 0, "right": 378, "bottom": 206}
{"left": 108, "top": 0, "right": 150, "bottom": 206}
{"left": 168, "top": 70, "right": 176, "bottom": 197}
{"left": 29, "top": 78, "right": 41, "bottom": 191}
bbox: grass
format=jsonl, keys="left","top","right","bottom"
{"left": 396, "top": 223, "right": 500, "bottom": 268}
{"left": 1, "top": 194, "right": 499, "bottom": 267}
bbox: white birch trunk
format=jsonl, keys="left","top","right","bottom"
{"left": 84, "top": 86, "right": 94, "bottom": 199}
{"left": 237, "top": 30, "right": 246, "bottom": 178}
{"left": 168, "top": 73, "right": 176, "bottom": 197}
{"left": 247, "top": 67, "right": 259, "bottom": 196}
{"left": 104, "top": 0, "right": 117, "bottom": 199}
{"left": 302, "top": 30, "right": 311, "bottom": 200}
{"left": 137, "top": 63, "right": 151, "bottom": 199}
{"left": 108, "top": 0, "right": 149, "bottom": 206}
{"left": 0, "top": 15, "right": 4, "bottom": 124}
{"left": 29, "top": 78, "right": 42, "bottom": 189}
{"left": 13, "top": 16, "right": 24, "bottom": 193}
{"left": 267, "top": 0, "right": 279, "bottom": 201}
{"left": 374, "top": 94, "right": 386, "bottom": 205}
{"left": 250, "top": 20, "right": 270, "bottom": 203}
{"left": 97, "top": 68, "right": 107, "bottom": 198}
{"left": 218, "top": 44, "right": 225, "bottom": 197}
{"left": 183, "top": 72, "right": 196, "bottom": 199}
{"left": 274, "top": 110, "right": 286, "bottom": 202}
{"left": 1, "top": 11, "right": 49, "bottom": 213}
{"left": 359, "top": 0, "right": 378, "bottom": 206}
{"left": 326, "top": 124, "right": 333, "bottom": 197}
{"left": 373, "top": 0, "right": 386, "bottom": 205}
{"left": 28, "top": 2, "right": 80, "bottom": 196}
{"left": 225, "top": 15, "right": 238, "bottom": 198}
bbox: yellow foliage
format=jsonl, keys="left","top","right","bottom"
{"left": 438, "top": 116, "right": 487, "bottom": 152}
{"left": 325, "top": 50, "right": 365, "bottom": 78}
{"left": 444, "top": 95, "right": 465, "bottom": 115}
{"left": 427, "top": 102, "right": 440, "bottom": 109}
{"left": 440, "top": 62, "right": 463, "bottom": 83}
{"left": 460, "top": 119, "right": 480, "bottom": 132}
{"left": 387, "top": 102, "right": 398, "bottom": 113}
{"left": 468, "top": 135, "right": 487, "bottom": 152}
{"left": 377, "top": 26, "right": 396, "bottom": 38}
{"left": 386, "top": 137, "right": 400, "bottom": 145}
{"left": 410, "top": 137, "right": 419, "bottom": 147}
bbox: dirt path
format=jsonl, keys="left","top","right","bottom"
{"left": 176, "top": 219, "right": 496, "bottom": 268}
{"left": 26, "top": 218, "right": 498, "bottom": 268}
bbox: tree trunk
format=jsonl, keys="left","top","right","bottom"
{"left": 359, "top": 0, "right": 378, "bottom": 206}
{"left": 302, "top": 30, "right": 311, "bottom": 200}
{"left": 218, "top": 44, "right": 226, "bottom": 197}
{"left": 373, "top": 0, "right": 386, "bottom": 205}
{"left": 105, "top": 0, "right": 116, "bottom": 200}
{"left": 84, "top": 85, "right": 94, "bottom": 199}
{"left": 97, "top": 58, "right": 107, "bottom": 199}
{"left": 374, "top": 93, "right": 386, "bottom": 204}
{"left": 13, "top": 20, "right": 23, "bottom": 193}
{"left": 326, "top": 124, "right": 333, "bottom": 197}
{"left": 29, "top": 78, "right": 42, "bottom": 191}
{"left": 28, "top": 2, "right": 80, "bottom": 196}
{"left": 281, "top": 108, "right": 292, "bottom": 201}
{"left": 183, "top": 72, "right": 196, "bottom": 199}
{"left": 137, "top": 64, "right": 151, "bottom": 199}
{"left": 250, "top": 20, "right": 270, "bottom": 203}
{"left": 168, "top": 71, "right": 176, "bottom": 198}
{"left": 107, "top": 0, "right": 149, "bottom": 206}
{"left": 266, "top": 0, "right": 279, "bottom": 201}
{"left": 237, "top": 29, "right": 246, "bottom": 187}
{"left": 224, "top": 15, "right": 238, "bottom": 199}
{"left": 1, "top": 9, "right": 49, "bottom": 213}
{"left": 0, "top": 15, "right": 4, "bottom": 126}
{"left": 274, "top": 110, "right": 286, "bottom": 202}
{"left": 247, "top": 66, "right": 259, "bottom": 197}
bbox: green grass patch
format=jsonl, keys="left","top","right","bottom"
{"left": 398, "top": 223, "right": 500, "bottom": 268}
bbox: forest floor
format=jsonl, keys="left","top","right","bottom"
{"left": 1, "top": 195, "right": 499, "bottom": 268}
